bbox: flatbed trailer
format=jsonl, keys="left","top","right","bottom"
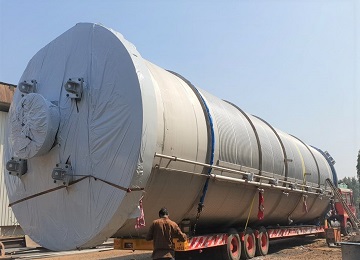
{"left": 114, "top": 225, "right": 325, "bottom": 260}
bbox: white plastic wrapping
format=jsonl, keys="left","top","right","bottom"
{"left": 5, "top": 23, "right": 157, "bottom": 251}
{"left": 10, "top": 93, "right": 60, "bottom": 158}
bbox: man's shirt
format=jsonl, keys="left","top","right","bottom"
{"left": 146, "top": 217, "right": 187, "bottom": 259}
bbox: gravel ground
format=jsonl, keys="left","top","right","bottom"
{"left": 257, "top": 236, "right": 342, "bottom": 260}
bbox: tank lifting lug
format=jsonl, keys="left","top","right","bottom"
{"left": 6, "top": 157, "right": 28, "bottom": 177}
{"left": 52, "top": 163, "right": 73, "bottom": 186}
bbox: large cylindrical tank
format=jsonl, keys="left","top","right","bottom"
{"left": 4, "top": 23, "right": 335, "bottom": 251}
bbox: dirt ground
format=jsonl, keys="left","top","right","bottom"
{"left": 34, "top": 236, "right": 342, "bottom": 260}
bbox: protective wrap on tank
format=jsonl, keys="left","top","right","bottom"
{"left": 5, "top": 23, "right": 157, "bottom": 251}
{"left": 9, "top": 93, "right": 60, "bottom": 158}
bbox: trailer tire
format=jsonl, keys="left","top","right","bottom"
{"left": 221, "top": 234, "right": 241, "bottom": 260}
{"left": 342, "top": 220, "right": 353, "bottom": 236}
{"left": 255, "top": 227, "right": 269, "bottom": 256}
{"left": 241, "top": 228, "right": 256, "bottom": 259}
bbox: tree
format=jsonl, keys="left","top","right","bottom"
{"left": 357, "top": 150, "right": 360, "bottom": 182}
{"left": 341, "top": 177, "right": 360, "bottom": 206}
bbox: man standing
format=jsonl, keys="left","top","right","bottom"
{"left": 146, "top": 208, "right": 187, "bottom": 260}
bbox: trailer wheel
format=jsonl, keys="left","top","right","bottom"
{"left": 342, "top": 220, "right": 354, "bottom": 236}
{"left": 241, "top": 228, "right": 256, "bottom": 259}
{"left": 221, "top": 234, "right": 241, "bottom": 260}
{"left": 255, "top": 227, "right": 269, "bottom": 256}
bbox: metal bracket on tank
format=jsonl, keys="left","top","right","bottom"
{"left": 18, "top": 80, "right": 37, "bottom": 95}
{"left": 6, "top": 157, "right": 28, "bottom": 177}
{"left": 64, "top": 78, "right": 84, "bottom": 100}
{"left": 305, "top": 186, "right": 313, "bottom": 192}
{"left": 317, "top": 188, "right": 325, "bottom": 199}
{"left": 269, "top": 178, "right": 278, "bottom": 186}
{"left": 243, "top": 172, "right": 254, "bottom": 182}
{"left": 52, "top": 163, "right": 73, "bottom": 186}
{"left": 289, "top": 183, "right": 297, "bottom": 190}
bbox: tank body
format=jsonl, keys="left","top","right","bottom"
{"left": 4, "top": 23, "right": 334, "bottom": 251}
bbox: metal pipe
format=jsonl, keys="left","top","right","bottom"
{"left": 154, "top": 153, "right": 327, "bottom": 194}
{"left": 155, "top": 166, "right": 329, "bottom": 197}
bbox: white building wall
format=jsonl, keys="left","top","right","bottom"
{"left": 0, "top": 111, "right": 22, "bottom": 235}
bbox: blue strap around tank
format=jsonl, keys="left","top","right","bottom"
{"left": 165, "top": 70, "right": 215, "bottom": 212}
{"left": 195, "top": 89, "right": 215, "bottom": 210}
{"left": 311, "top": 146, "right": 338, "bottom": 187}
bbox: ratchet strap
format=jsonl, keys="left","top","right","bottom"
{"left": 9, "top": 175, "right": 144, "bottom": 207}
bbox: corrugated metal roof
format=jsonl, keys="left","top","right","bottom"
{"left": 0, "top": 82, "right": 15, "bottom": 112}
{"left": 0, "top": 111, "right": 18, "bottom": 227}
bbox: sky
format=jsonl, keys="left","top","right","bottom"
{"left": 0, "top": 0, "right": 359, "bottom": 180}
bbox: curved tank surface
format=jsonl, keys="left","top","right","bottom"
{"left": 4, "top": 23, "right": 335, "bottom": 251}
